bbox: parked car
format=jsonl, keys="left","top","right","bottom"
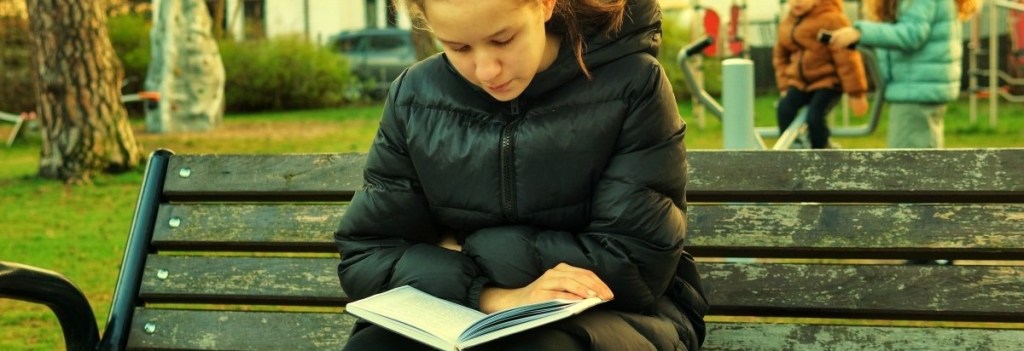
{"left": 331, "top": 28, "right": 417, "bottom": 97}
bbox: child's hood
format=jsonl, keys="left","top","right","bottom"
{"left": 519, "top": 0, "right": 661, "bottom": 98}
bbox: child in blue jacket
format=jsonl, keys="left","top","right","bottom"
{"left": 830, "top": 0, "right": 979, "bottom": 148}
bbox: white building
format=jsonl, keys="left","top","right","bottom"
{"left": 221, "top": 0, "right": 411, "bottom": 45}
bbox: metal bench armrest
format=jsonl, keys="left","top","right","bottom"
{"left": 0, "top": 261, "right": 99, "bottom": 350}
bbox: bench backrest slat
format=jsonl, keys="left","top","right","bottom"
{"left": 138, "top": 256, "right": 1024, "bottom": 321}
{"left": 127, "top": 308, "right": 357, "bottom": 350}
{"left": 159, "top": 150, "right": 1024, "bottom": 202}
{"left": 139, "top": 256, "right": 348, "bottom": 305}
{"left": 687, "top": 149, "right": 1024, "bottom": 202}
{"left": 162, "top": 154, "right": 365, "bottom": 201}
{"left": 152, "top": 203, "right": 1024, "bottom": 259}
{"left": 152, "top": 204, "right": 344, "bottom": 252}
{"left": 126, "top": 308, "right": 1024, "bottom": 351}
{"left": 688, "top": 203, "right": 1024, "bottom": 259}
{"left": 704, "top": 324, "right": 1024, "bottom": 350}
{"left": 703, "top": 263, "right": 1024, "bottom": 322}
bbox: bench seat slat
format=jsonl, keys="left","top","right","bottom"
{"left": 703, "top": 322, "right": 1024, "bottom": 351}
{"left": 704, "top": 263, "right": 1024, "bottom": 322}
{"left": 140, "top": 256, "right": 349, "bottom": 305}
{"left": 127, "top": 308, "right": 357, "bottom": 350}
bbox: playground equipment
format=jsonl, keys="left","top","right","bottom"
{"left": 2, "top": 90, "right": 158, "bottom": 148}
{"left": 121, "top": 91, "right": 161, "bottom": 110}
{"left": 968, "top": 0, "right": 1024, "bottom": 126}
{"left": 693, "top": 0, "right": 748, "bottom": 58}
{"left": 1, "top": 110, "right": 36, "bottom": 147}
{"left": 676, "top": 37, "right": 886, "bottom": 150}
{"left": 688, "top": 0, "right": 750, "bottom": 128}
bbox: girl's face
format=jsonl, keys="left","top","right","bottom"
{"left": 788, "top": 0, "right": 818, "bottom": 17}
{"left": 425, "top": 0, "right": 559, "bottom": 101}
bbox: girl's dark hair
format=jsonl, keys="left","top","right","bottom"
{"left": 398, "top": 0, "right": 627, "bottom": 79}
{"left": 546, "top": 0, "right": 627, "bottom": 78}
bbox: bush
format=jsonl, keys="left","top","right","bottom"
{"left": 107, "top": 14, "right": 152, "bottom": 95}
{"left": 0, "top": 16, "right": 36, "bottom": 114}
{"left": 219, "top": 37, "right": 355, "bottom": 112}
{"left": 658, "top": 16, "right": 723, "bottom": 101}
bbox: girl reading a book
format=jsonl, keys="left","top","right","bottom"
{"left": 335, "top": 0, "right": 708, "bottom": 349}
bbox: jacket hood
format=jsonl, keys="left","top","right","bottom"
{"left": 807, "top": 0, "right": 843, "bottom": 17}
{"left": 521, "top": 0, "right": 662, "bottom": 99}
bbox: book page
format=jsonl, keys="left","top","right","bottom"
{"left": 461, "top": 300, "right": 567, "bottom": 337}
{"left": 457, "top": 297, "right": 603, "bottom": 349}
{"left": 347, "top": 286, "right": 485, "bottom": 345}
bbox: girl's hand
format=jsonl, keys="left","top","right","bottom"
{"left": 829, "top": 27, "right": 861, "bottom": 50}
{"left": 850, "top": 95, "right": 869, "bottom": 116}
{"left": 479, "top": 263, "right": 614, "bottom": 313}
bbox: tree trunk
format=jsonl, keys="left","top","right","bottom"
{"left": 26, "top": 0, "right": 141, "bottom": 184}
{"left": 145, "top": 0, "right": 225, "bottom": 133}
{"left": 213, "top": 0, "right": 225, "bottom": 39}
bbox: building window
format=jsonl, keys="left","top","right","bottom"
{"left": 242, "top": 0, "right": 265, "bottom": 39}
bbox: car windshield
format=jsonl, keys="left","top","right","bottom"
{"left": 366, "top": 35, "right": 406, "bottom": 54}
{"left": 334, "top": 37, "right": 359, "bottom": 53}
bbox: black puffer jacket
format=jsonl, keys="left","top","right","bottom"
{"left": 335, "top": 0, "right": 708, "bottom": 348}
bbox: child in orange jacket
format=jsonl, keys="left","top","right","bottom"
{"left": 774, "top": 0, "right": 868, "bottom": 148}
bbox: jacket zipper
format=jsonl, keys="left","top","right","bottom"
{"left": 499, "top": 99, "right": 521, "bottom": 222}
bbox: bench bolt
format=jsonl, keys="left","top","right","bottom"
{"left": 179, "top": 167, "right": 191, "bottom": 178}
{"left": 144, "top": 322, "right": 157, "bottom": 334}
{"left": 168, "top": 217, "right": 181, "bottom": 228}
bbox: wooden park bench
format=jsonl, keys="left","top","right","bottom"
{"left": 2, "top": 148, "right": 1023, "bottom": 350}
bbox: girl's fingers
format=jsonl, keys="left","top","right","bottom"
{"left": 545, "top": 263, "right": 614, "bottom": 300}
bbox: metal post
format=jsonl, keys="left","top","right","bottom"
{"left": 691, "top": 5, "right": 706, "bottom": 129}
{"left": 722, "top": 58, "right": 762, "bottom": 149}
{"left": 989, "top": 0, "right": 999, "bottom": 126}
{"left": 303, "top": 0, "right": 310, "bottom": 41}
{"left": 969, "top": 14, "right": 979, "bottom": 124}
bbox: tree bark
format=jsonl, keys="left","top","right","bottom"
{"left": 145, "top": 0, "right": 225, "bottom": 133}
{"left": 26, "top": 0, "right": 141, "bottom": 184}
{"left": 212, "top": 0, "right": 225, "bottom": 39}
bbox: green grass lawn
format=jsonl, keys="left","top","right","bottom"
{"left": 0, "top": 98, "right": 1021, "bottom": 349}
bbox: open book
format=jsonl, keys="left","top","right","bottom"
{"left": 344, "top": 285, "right": 605, "bottom": 351}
